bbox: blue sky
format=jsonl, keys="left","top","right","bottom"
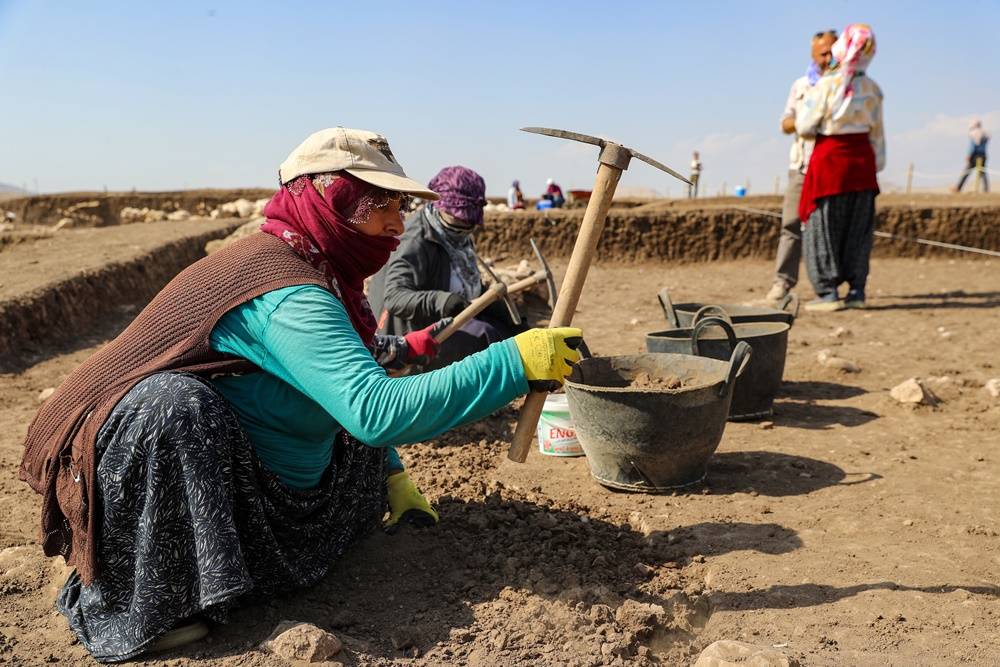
{"left": 1, "top": 1, "right": 997, "bottom": 196}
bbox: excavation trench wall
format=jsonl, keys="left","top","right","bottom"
{"left": 477, "top": 199, "right": 1000, "bottom": 261}
{"left": 0, "top": 221, "right": 242, "bottom": 367}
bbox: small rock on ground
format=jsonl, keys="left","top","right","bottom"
{"left": 693, "top": 639, "right": 797, "bottom": 667}
{"left": 265, "top": 621, "right": 342, "bottom": 663}
{"left": 828, "top": 326, "right": 851, "bottom": 338}
{"left": 985, "top": 378, "right": 1000, "bottom": 398}
{"left": 890, "top": 378, "right": 937, "bottom": 405}
{"left": 37, "top": 387, "right": 55, "bottom": 402}
{"left": 816, "top": 349, "right": 860, "bottom": 373}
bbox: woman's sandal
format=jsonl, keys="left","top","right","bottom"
{"left": 146, "top": 621, "right": 210, "bottom": 654}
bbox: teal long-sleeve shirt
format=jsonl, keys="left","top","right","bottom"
{"left": 208, "top": 284, "right": 528, "bottom": 489}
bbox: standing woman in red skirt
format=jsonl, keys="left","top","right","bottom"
{"left": 796, "top": 24, "right": 885, "bottom": 312}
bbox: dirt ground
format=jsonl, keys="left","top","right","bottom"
{"left": 0, "top": 219, "right": 239, "bottom": 300}
{"left": 2, "top": 252, "right": 999, "bottom": 666}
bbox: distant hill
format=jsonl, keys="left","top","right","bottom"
{"left": 0, "top": 182, "right": 27, "bottom": 199}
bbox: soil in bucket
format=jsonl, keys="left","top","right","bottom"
{"left": 630, "top": 371, "right": 690, "bottom": 390}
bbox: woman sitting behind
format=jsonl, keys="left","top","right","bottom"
{"left": 369, "top": 166, "right": 524, "bottom": 370}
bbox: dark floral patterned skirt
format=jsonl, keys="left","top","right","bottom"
{"left": 57, "top": 372, "right": 387, "bottom": 663}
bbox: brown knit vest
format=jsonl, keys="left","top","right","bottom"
{"left": 19, "top": 233, "right": 328, "bottom": 584}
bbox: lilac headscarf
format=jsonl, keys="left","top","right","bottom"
{"left": 428, "top": 166, "right": 487, "bottom": 226}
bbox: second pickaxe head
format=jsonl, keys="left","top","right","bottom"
{"left": 476, "top": 252, "right": 523, "bottom": 326}
{"left": 529, "top": 238, "right": 558, "bottom": 309}
{"left": 521, "top": 127, "right": 691, "bottom": 185}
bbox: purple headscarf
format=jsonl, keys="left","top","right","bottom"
{"left": 428, "top": 166, "right": 487, "bottom": 226}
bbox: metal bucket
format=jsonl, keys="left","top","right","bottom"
{"left": 645, "top": 316, "right": 789, "bottom": 420}
{"left": 564, "top": 344, "right": 751, "bottom": 493}
{"left": 658, "top": 288, "right": 798, "bottom": 328}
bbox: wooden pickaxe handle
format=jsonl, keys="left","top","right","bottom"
{"left": 433, "top": 271, "right": 545, "bottom": 345}
{"left": 507, "top": 162, "right": 623, "bottom": 462}
{"left": 505, "top": 270, "right": 548, "bottom": 295}
{"left": 433, "top": 281, "right": 508, "bottom": 344}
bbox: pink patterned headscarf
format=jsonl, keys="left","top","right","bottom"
{"left": 427, "top": 166, "right": 487, "bottom": 226}
{"left": 261, "top": 172, "right": 400, "bottom": 346}
{"left": 829, "top": 24, "right": 876, "bottom": 121}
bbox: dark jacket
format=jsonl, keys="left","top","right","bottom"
{"left": 369, "top": 207, "right": 461, "bottom": 337}
{"left": 369, "top": 207, "right": 512, "bottom": 337}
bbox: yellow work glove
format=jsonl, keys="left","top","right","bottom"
{"left": 385, "top": 471, "right": 439, "bottom": 530}
{"left": 513, "top": 327, "right": 584, "bottom": 392}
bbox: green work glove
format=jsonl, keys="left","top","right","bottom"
{"left": 386, "top": 471, "right": 439, "bottom": 529}
{"left": 513, "top": 327, "right": 584, "bottom": 392}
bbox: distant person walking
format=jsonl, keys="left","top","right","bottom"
{"left": 797, "top": 23, "right": 885, "bottom": 312}
{"left": 954, "top": 120, "right": 990, "bottom": 192}
{"left": 508, "top": 180, "right": 525, "bottom": 209}
{"left": 688, "top": 151, "right": 702, "bottom": 198}
{"left": 543, "top": 178, "right": 565, "bottom": 208}
{"left": 765, "top": 30, "right": 837, "bottom": 304}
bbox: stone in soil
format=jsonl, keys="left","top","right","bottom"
{"left": 985, "top": 378, "right": 1000, "bottom": 398}
{"left": 265, "top": 621, "right": 343, "bottom": 663}
{"left": 693, "top": 639, "right": 797, "bottom": 666}
{"left": 816, "top": 349, "right": 860, "bottom": 373}
{"left": 890, "top": 378, "right": 938, "bottom": 405}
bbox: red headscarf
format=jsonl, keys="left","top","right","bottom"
{"left": 261, "top": 172, "right": 400, "bottom": 346}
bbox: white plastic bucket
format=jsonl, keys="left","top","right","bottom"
{"left": 537, "top": 393, "right": 583, "bottom": 457}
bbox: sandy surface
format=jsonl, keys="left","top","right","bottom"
{"left": 1, "top": 255, "right": 999, "bottom": 666}
{"left": 0, "top": 219, "right": 239, "bottom": 300}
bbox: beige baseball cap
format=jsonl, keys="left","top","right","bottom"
{"left": 278, "top": 127, "right": 439, "bottom": 200}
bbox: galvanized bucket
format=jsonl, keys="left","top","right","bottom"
{"left": 564, "top": 344, "right": 751, "bottom": 493}
{"left": 658, "top": 288, "right": 798, "bottom": 329}
{"left": 645, "top": 316, "right": 789, "bottom": 420}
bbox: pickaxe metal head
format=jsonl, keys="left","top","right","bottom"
{"left": 521, "top": 127, "right": 690, "bottom": 185}
{"left": 529, "top": 238, "right": 558, "bottom": 309}
{"left": 476, "top": 252, "right": 523, "bottom": 326}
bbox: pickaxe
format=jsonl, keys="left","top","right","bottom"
{"left": 507, "top": 127, "right": 688, "bottom": 463}
{"left": 431, "top": 242, "right": 558, "bottom": 344}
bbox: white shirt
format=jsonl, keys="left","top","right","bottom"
{"left": 784, "top": 75, "right": 815, "bottom": 173}
{"left": 795, "top": 72, "right": 886, "bottom": 173}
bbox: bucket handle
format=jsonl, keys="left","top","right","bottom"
{"left": 691, "top": 316, "right": 738, "bottom": 356}
{"left": 692, "top": 304, "right": 734, "bottom": 326}
{"left": 721, "top": 341, "right": 753, "bottom": 397}
{"left": 657, "top": 288, "right": 681, "bottom": 328}
{"left": 779, "top": 292, "right": 800, "bottom": 321}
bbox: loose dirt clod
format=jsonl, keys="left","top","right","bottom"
{"left": 693, "top": 639, "right": 797, "bottom": 666}
{"left": 265, "top": 621, "right": 343, "bottom": 663}
{"left": 632, "top": 372, "right": 685, "bottom": 390}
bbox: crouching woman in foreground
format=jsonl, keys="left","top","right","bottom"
{"left": 19, "top": 127, "right": 581, "bottom": 663}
